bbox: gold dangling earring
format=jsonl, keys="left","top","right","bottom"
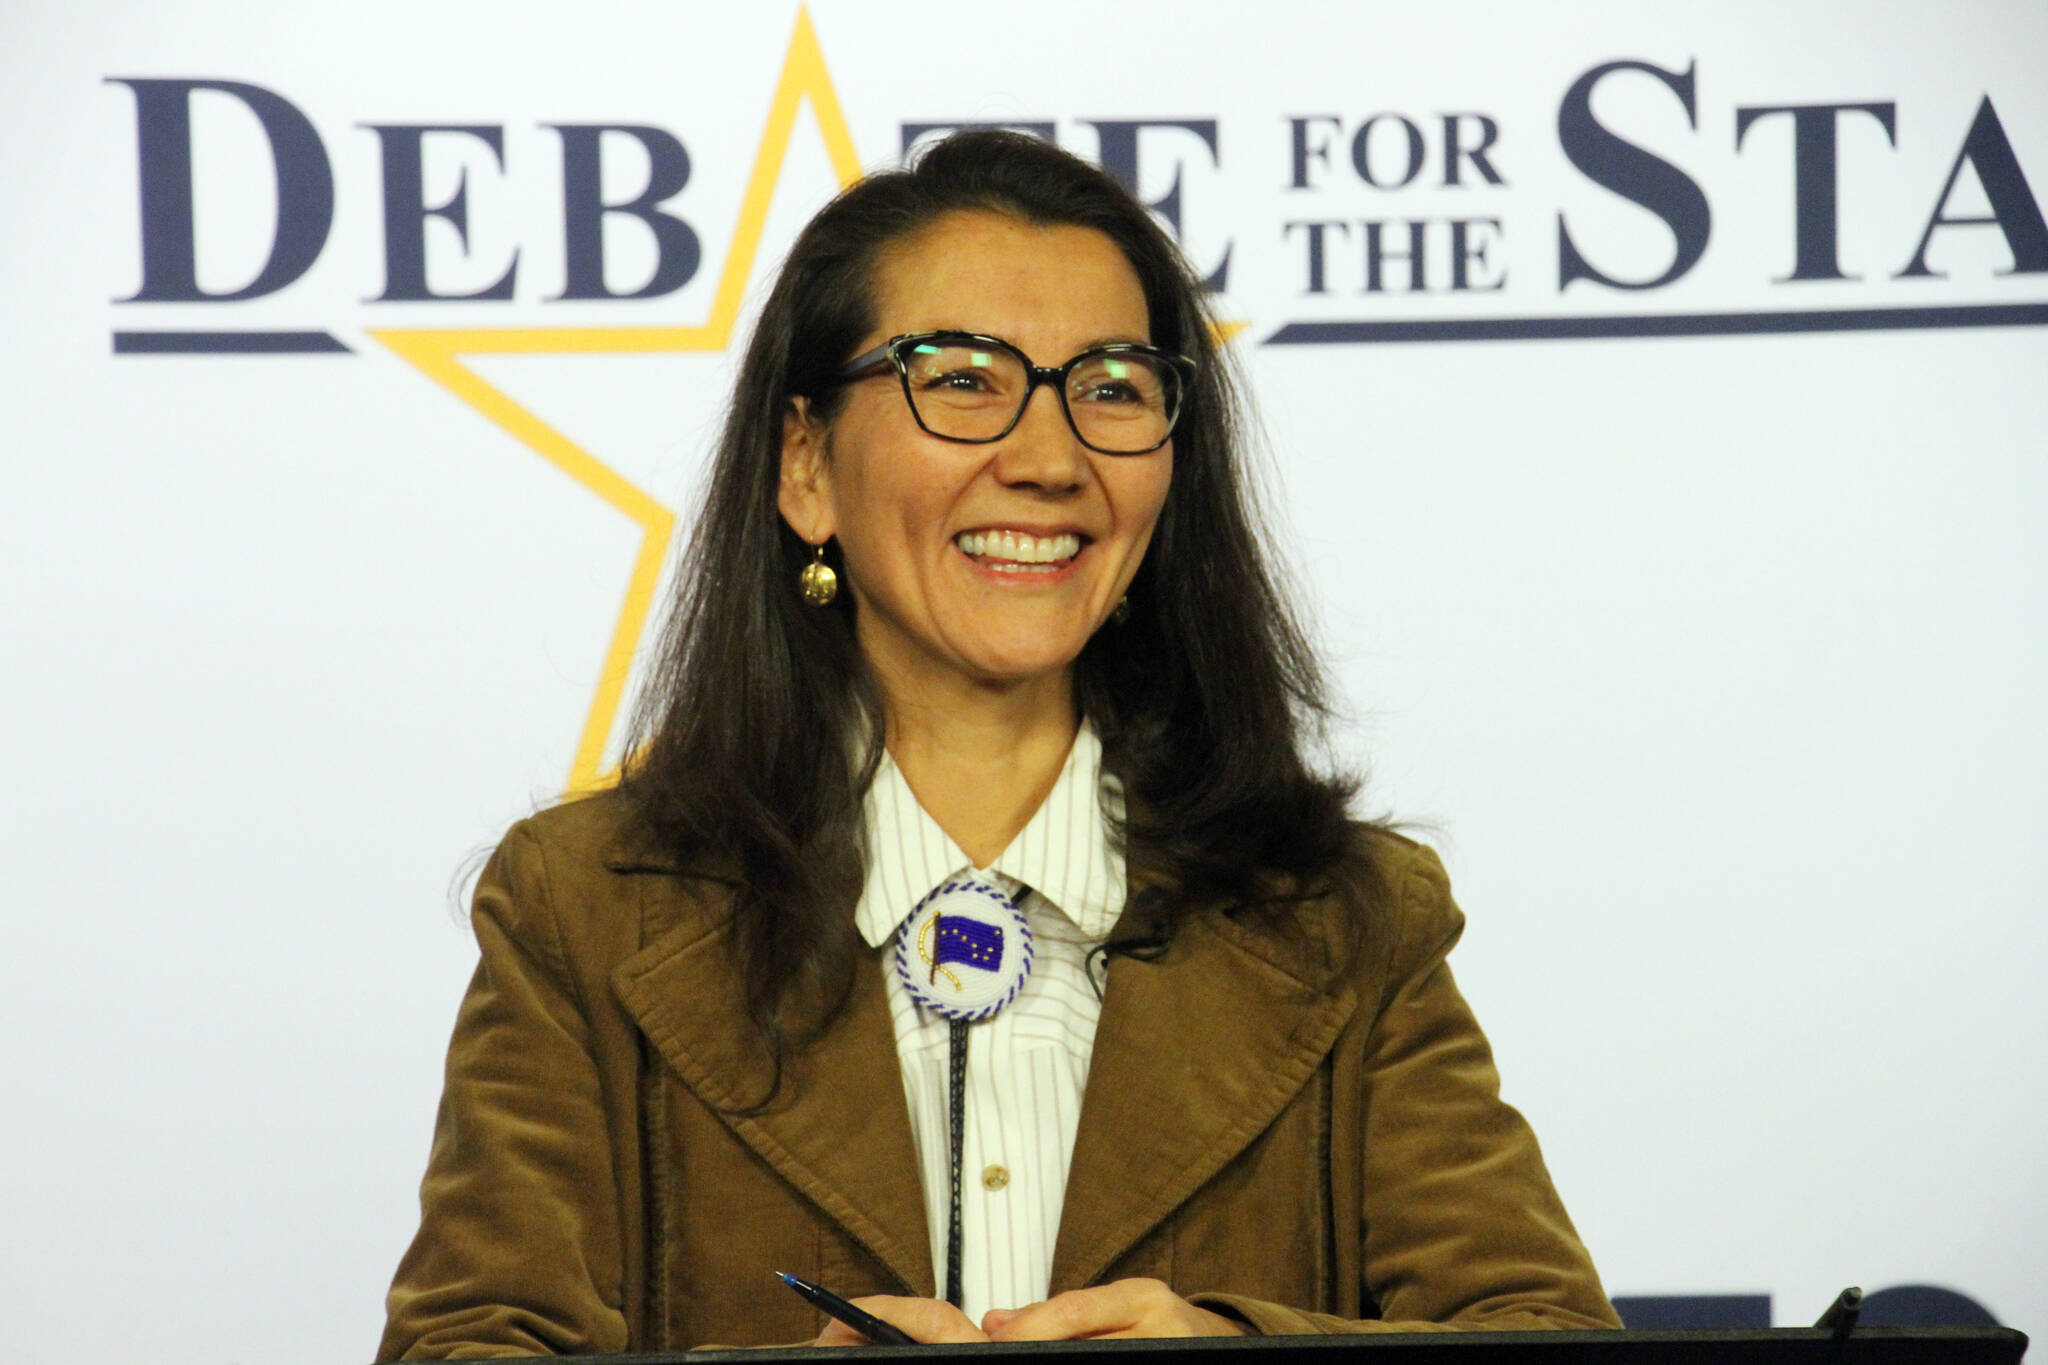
{"left": 798, "top": 542, "right": 838, "bottom": 606}
{"left": 1111, "top": 594, "right": 1130, "bottom": 624}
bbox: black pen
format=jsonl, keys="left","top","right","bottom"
{"left": 775, "top": 1270, "right": 917, "bottom": 1345}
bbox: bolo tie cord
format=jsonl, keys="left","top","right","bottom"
{"left": 931, "top": 894, "right": 1144, "bottom": 1311}
{"left": 944, "top": 951, "right": 1108, "bottom": 1308}
{"left": 944, "top": 1017, "right": 969, "bottom": 1309}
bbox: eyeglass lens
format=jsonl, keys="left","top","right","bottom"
{"left": 901, "top": 340, "right": 1178, "bottom": 453}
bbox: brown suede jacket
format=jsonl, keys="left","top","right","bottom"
{"left": 380, "top": 793, "right": 1617, "bottom": 1357}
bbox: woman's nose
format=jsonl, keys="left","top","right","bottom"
{"left": 991, "top": 385, "right": 1088, "bottom": 490}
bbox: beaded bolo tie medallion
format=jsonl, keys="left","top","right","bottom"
{"left": 892, "top": 871, "right": 1034, "bottom": 1020}
{"left": 891, "top": 871, "right": 1033, "bottom": 1309}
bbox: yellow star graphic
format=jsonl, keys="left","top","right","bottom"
{"left": 372, "top": 7, "right": 1247, "bottom": 795}
{"left": 370, "top": 9, "right": 862, "bottom": 794}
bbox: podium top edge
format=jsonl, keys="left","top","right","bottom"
{"left": 412, "top": 1324, "right": 2028, "bottom": 1365}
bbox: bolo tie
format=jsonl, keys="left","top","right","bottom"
{"left": 892, "top": 871, "right": 1034, "bottom": 1309}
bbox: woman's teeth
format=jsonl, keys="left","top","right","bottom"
{"left": 955, "top": 531, "right": 1082, "bottom": 569}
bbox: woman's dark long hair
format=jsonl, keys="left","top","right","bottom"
{"left": 621, "top": 130, "right": 1372, "bottom": 1079}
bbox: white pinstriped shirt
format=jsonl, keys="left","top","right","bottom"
{"left": 853, "top": 721, "right": 1126, "bottom": 1326}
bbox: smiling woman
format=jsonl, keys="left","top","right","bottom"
{"left": 378, "top": 130, "right": 1618, "bottom": 1357}
{"left": 778, "top": 211, "right": 1175, "bottom": 771}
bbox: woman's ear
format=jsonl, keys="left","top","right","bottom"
{"left": 777, "top": 397, "right": 834, "bottom": 541}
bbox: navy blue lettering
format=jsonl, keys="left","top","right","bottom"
{"left": 1364, "top": 219, "right": 1429, "bottom": 292}
{"left": 1734, "top": 102, "right": 1897, "bottom": 282}
{"left": 1450, "top": 217, "right": 1507, "bottom": 290}
{"left": 366, "top": 124, "right": 518, "bottom": 302}
{"left": 1440, "top": 113, "right": 1506, "bottom": 187}
{"left": 1287, "top": 115, "right": 1344, "bottom": 189}
{"left": 108, "top": 78, "right": 332, "bottom": 302}
{"left": 1556, "top": 59, "right": 1711, "bottom": 291}
{"left": 550, "top": 125, "right": 700, "bottom": 300}
{"left": 1898, "top": 96, "right": 2048, "bottom": 277}
{"left": 1085, "top": 119, "right": 1232, "bottom": 291}
{"left": 1349, "top": 114, "right": 1425, "bottom": 190}
{"left": 1283, "top": 220, "right": 1350, "bottom": 294}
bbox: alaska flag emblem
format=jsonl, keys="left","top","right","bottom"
{"left": 933, "top": 915, "right": 1003, "bottom": 970}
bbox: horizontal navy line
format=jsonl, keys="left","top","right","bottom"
{"left": 112, "top": 330, "right": 352, "bottom": 355}
{"left": 1263, "top": 301, "right": 2048, "bottom": 345}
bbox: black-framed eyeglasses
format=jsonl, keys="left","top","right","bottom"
{"left": 833, "top": 331, "right": 1196, "bottom": 455}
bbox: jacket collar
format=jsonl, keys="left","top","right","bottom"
{"left": 1049, "top": 896, "right": 1356, "bottom": 1292}
{"left": 608, "top": 878, "right": 939, "bottom": 1298}
{"left": 606, "top": 856, "right": 1355, "bottom": 1303}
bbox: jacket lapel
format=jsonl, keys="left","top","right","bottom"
{"left": 1050, "top": 904, "right": 1358, "bottom": 1293}
{"left": 608, "top": 878, "right": 936, "bottom": 1298}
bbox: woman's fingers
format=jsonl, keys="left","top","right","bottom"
{"left": 814, "top": 1295, "right": 990, "bottom": 1346}
{"left": 983, "top": 1280, "right": 1247, "bottom": 1340}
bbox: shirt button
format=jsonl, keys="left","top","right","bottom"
{"left": 981, "top": 1164, "right": 1010, "bottom": 1191}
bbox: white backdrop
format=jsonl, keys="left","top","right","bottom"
{"left": 3, "top": 3, "right": 2043, "bottom": 1360}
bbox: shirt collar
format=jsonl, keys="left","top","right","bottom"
{"left": 853, "top": 719, "right": 1126, "bottom": 948}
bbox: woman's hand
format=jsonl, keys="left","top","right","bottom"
{"left": 982, "top": 1280, "right": 1248, "bottom": 1340}
{"left": 812, "top": 1295, "right": 989, "bottom": 1346}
